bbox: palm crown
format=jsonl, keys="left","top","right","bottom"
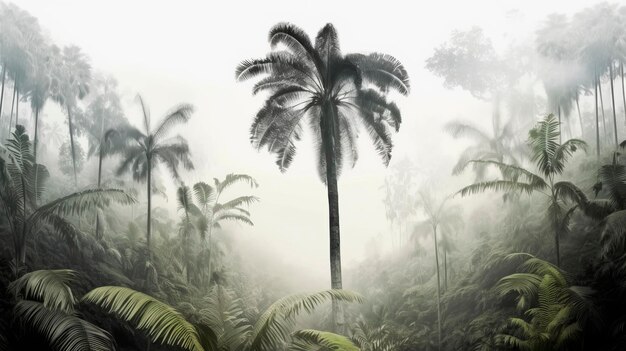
{"left": 236, "top": 22, "right": 410, "bottom": 178}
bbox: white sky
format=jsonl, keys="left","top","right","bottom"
{"left": 12, "top": 0, "right": 605, "bottom": 289}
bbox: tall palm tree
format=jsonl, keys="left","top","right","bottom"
{"left": 457, "top": 114, "right": 587, "bottom": 267}
{"left": 115, "top": 96, "right": 194, "bottom": 261}
{"left": 0, "top": 125, "right": 135, "bottom": 273}
{"left": 236, "top": 22, "right": 409, "bottom": 331}
{"left": 51, "top": 45, "right": 91, "bottom": 186}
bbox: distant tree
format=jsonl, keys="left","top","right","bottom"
{"left": 413, "top": 189, "right": 462, "bottom": 350}
{"left": 0, "top": 3, "right": 39, "bottom": 136}
{"left": 115, "top": 96, "right": 194, "bottom": 261}
{"left": 236, "top": 22, "right": 409, "bottom": 332}
{"left": 426, "top": 27, "right": 505, "bottom": 101}
{"left": 446, "top": 110, "right": 522, "bottom": 180}
{"left": 50, "top": 45, "right": 91, "bottom": 185}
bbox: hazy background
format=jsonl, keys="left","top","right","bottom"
{"left": 12, "top": 0, "right": 603, "bottom": 289}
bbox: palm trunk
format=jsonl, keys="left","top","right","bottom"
{"left": 443, "top": 249, "right": 448, "bottom": 292}
{"left": 600, "top": 79, "right": 608, "bottom": 141}
{"left": 146, "top": 157, "right": 152, "bottom": 261}
{"left": 610, "top": 63, "right": 618, "bottom": 147}
{"left": 576, "top": 94, "right": 583, "bottom": 137}
{"left": 0, "top": 67, "right": 6, "bottom": 134}
{"left": 66, "top": 106, "right": 78, "bottom": 186}
{"left": 596, "top": 74, "right": 601, "bottom": 158}
{"left": 322, "top": 100, "right": 344, "bottom": 333}
{"left": 33, "top": 107, "right": 40, "bottom": 208}
{"left": 95, "top": 146, "right": 104, "bottom": 240}
{"left": 95, "top": 116, "right": 106, "bottom": 240}
{"left": 14, "top": 84, "right": 19, "bottom": 127}
{"left": 8, "top": 83, "right": 16, "bottom": 135}
{"left": 206, "top": 231, "right": 212, "bottom": 287}
{"left": 621, "top": 62, "right": 626, "bottom": 127}
{"left": 433, "top": 224, "right": 442, "bottom": 351}
{"left": 557, "top": 105, "right": 562, "bottom": 143}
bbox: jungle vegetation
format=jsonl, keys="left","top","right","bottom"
{"left": 1, "top": 2, "right": 626, "bottom": 351}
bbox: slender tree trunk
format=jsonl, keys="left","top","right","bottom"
{"left": 596, "top": 74, "right": 601, "bottom": 159}
{"left": 322, "top": 100, "right": 344, "bottom": 333}
{"left": 433, "top": 224, "right": 442, "bottom": 351}
{"left": 443, "top": 249, "right": 448, "bottom": 292}
{"left": 600, "top": 79, "right": 608, "bottom": 141}
{"left": 66, "top": 106, "right": 78, "bottom": 186}
{"left": 551, "top": 194, "right": 561, "bottom": 268}
{"left": 8, "top": 83, "right": 16, "bottom": 135}
{"left": 621, "top": 62, "right": 626, "bottom": 128}
{"left": 610, "top": 64, "right": 618, "bottom": 147}
{"left": 576, "top": 94, "right": 583, "bottom": 137}
{"left": 95, "top": 113, "right": 106, "bottom": 240}
{"left": 33, "top": 107, "right": 40, "bottom": 208}
{"left": 14, "top": 84, "right": 19, "bottom": 127}
{"left": 558, "top": 105, "right": 562, "bottom": 143}
{"left": 207, "top": 231, "right": 212, "bottom": 287}
{"left": 0, "top": 67, "right": 6, "bottom": 134}
{"left": 95, "top": 146, "right": 104, "bottom": 240}
{"left": 146, "top": 157, "right": 152, "bottom": 261}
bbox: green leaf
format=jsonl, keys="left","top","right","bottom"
{"left": 83, "top": 286, "right": 206, "bottom": 351}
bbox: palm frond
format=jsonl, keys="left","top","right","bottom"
{"left": 10, "top": 270, "right": 77, "bottom": 314}
{"left": 291, "top": 329, "right": 360, "bottom": 351}
{"left": 83, "top": 286, "right": 205, "bottom": 351}
{"left": 153, "top": 104, "right": 194, "bottom": 141}
{"left": 15, "top": 300, "right": 114, "bottom": 351}
{"left": 250, "top": 290, "right": 363, "bottom": 351}
{"left": 32, "top": 188, "right": 136, "bottom": 224}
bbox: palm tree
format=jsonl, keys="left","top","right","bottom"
{"left": 0, "top": 125, "right": 136, "bottom": 273}
{"left": 446, "top": 111, "right": 523, "bottom": 180}
{"left": 92, "top": 129, "right": 122, "bottom": 239}
{"left": 51, "top": 45, "right": 91, "bottom": 185}
{"left": 192, "top": 174, "right": 258, "bottom": 286}
{"left": 495, "top": 253, "right": 595, "bottom": 350}
{"left": 236, "top": 22, "right": 409, "bottom": 331}
{"left": 115, "top": 96, "right": 194, "bottom": 261}
{"left": 0, "top": 2, "right": 38, "bottom": 137}
{"left": 457, "top": 114, "right": 587, "bottom": 267}
{"left": 413, "top": 190, "right": 460, "bottom": 351}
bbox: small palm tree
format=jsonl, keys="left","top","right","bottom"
{"left": 174, "top": 174, "right": 258, "bottom": 286}
{"left": 237, "top": 22, "right": 409, "bottom": 331}
{"left": 495, "top": 253, "right": 595, "bottom": 350}
{"left": 457, "top": 114, "right": 587, "bottom": 267}
{"left": 193, "top": 174, "right": 258, "bottom": 285}
{"left": 0, "top": 125, "right": 135, "bottom": 273}
{"left": 115, "top": 96, "right": 194, "bottom": 260}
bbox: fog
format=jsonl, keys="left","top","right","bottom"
{"left": 11, "top": 0, "right": 598, "bottom": 285}
{"left": 2, "top": 0, "right": 626, "bottom": 349}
